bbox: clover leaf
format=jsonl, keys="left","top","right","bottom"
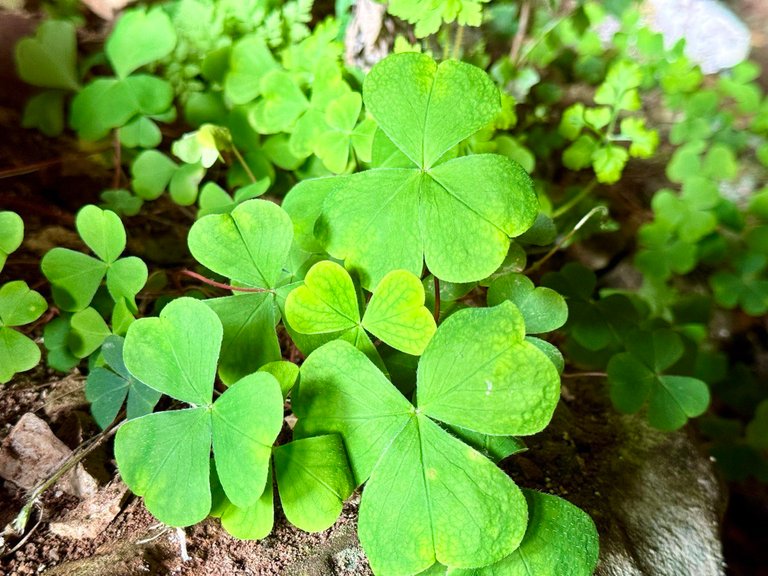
{"left": 294, "top": 302, "right": 560, "bottom": 572}
{"left": 0, "top": 281, "right": 47, "bottom": 384}
{"left": 187, "top": 199, "right": 292, "bottom": 383}
{"left": 607, "top": 329, "right": 710, "bottom": 430}
{"left": 115, "top": 298, "right": 284, "bottom": 527}
{"left": 105, "top": 7, "right": 177, "bottom": 79}
{"left": 0, "top": 211, "right": 24, "bottom": 272}
{"left": 85, "top": 335, "right": 162, "bottom": 429}
{"left": 285, "top": 260, "right": 436, "bottom": 356}
{"left": 447, "top": 491, "right": 599, "bottom": 576}
{"left": 273, "top": 435, "right": 355, "bottom": 532}
{"left": 41, "top": 205, "right": 148, "bottom": 312}
{"left": 302, "top": 53, "right": 536, "bottom": 289}
{"left": 14, "top": 20, "right": 80, "bottom": 91}
{"left": 487, "top": 273, "right": 568, "bottom": 334}
{"left": 70, "top": 75, "right": 174, "bottom": 141}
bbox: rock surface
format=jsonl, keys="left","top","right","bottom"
{"left": 0, "top": 412, "right": 97, "bottom": 498}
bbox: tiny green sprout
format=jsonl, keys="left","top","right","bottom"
{"left": 41, "top": 205, "right": 147, "bottom": 312}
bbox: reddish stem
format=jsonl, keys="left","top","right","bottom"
{"left": 181, "top": 269, "right": 272, "bottom": 293}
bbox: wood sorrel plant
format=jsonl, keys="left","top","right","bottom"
{"left": 107, "top": 52, "right": 599, "bottom": 574}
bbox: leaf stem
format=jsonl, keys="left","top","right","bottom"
{"left": 525, "top": 206, "right": 607, "bottom": 274}
{"left": 510, "top": 0, "right": 532, "bottom": 65}
{"left": 452, "top": 25, "right": 465, "bottom": 60}
{"left": 112, "top": 129, "right": 122, "bottom": 190}
{"left": 561, "top": 371, "right": 607, "bottom": 378}
{"left": 7, "top": 418, "right": 121, "bottom": 538}
{"left": 181, "top": 269, "right": 273, "bottom": 293}
{"left": 230, "top": 145, "right": 257, "bottom": 184}
{"left": 433, "top": 276, "right": 441, "bottom": 323}
{"left": 552, "top": 179, "right": 597, "bottom": 219}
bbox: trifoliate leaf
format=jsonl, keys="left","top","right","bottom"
{"left": 295, "top": 337, "right": 529, "bottom": 574}
{"left": 621, "top": 117, "right": 659, "bottom": 159}
{"left": 249, "top": 70, "right": 309, "bottom": 133}
{"left": 317, "top": 152, "right": 537, "bottom": 288}
{"left": 119, "top": 116, "right": 162, "bottom": 149}
{"left": 116, "top": 299, "right": 284, "bottom": 526}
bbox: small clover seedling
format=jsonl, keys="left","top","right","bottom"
{"left": 294, "top": 302, "right": 560, "bottom": 573}
{"left": 285, "top": 260, "right": 437, "bottom": 356}
{"left": 607, "top": 329, "right": 710, "bottom": 430}
{"left": 115, "top": 298, "right": 284, "bottom": 527}
{"left": 0, "top": 281, "right": 47, "bottom": 384}
{"left": 41, "top": 205, "right": 147, "bottom": 313}
{"left": 296, "top": 53, "right": 538, "bottom": 289}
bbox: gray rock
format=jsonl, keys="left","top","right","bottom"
{"left": 645, "top": 0, "right": 751, "bottom": 73}
{"left": 506, "top": 377, "right": 726, "bottom": 576}
{"left": 0, "top": 412, "right": 97, "bottom": 498}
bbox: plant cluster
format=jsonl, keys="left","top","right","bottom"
{"left": 6, "top": 0, "right": 768, "bottom": 573}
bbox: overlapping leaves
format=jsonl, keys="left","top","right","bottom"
{"left": 294, "top": 302, "right": 561, "bottom": 574}
{"left": 285, "top": 260, "right": 436, "bottom": 356}
{"left": 114, "top": 298, "right": 284, "bottom": 527}
{"left": 294, "top": 53, "right": 537, "bottom": 289}
{"left": 187, "top": 199, "right": 292, "bottom": 383}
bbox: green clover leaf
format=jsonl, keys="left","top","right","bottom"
{"left": 0, "top": 211, "right": 24, "bottom": 272}
{"left": 105, "top": 7, "right": 177, "bottom": 79}
{"left": 273, "top": 435, "right": 355, "bottom": 532}
{"left": 300, "top": 53, "right": 536, "bottom": 289}
{"left": 41, "top": 205, "right": 147, "bottom": 312}
{"left": 487, "top": 273, "right": 568, "bottom": 334}
{"left": 115, "top": 298, "right": 284, "bottom": 526}
{"left": 285, "top": 261, "right": 437, "bottom": 356}
{"left": 0, "top": 281, "right": 47, "bottom": 384}
{"left": 188, "top": 199, "right": 293, "bottom": 290}
{"left": 14, "top": 20, "right": 80, "bottom": 91}
{"left": 607, "top": 329, "right": 710, "bottom": 430}
{"left": 187, "top": 199, "right": 293, "bottom": 383}
{"left": 85, "top": 335, "right": 162, "bottom": 428}
{"left": 224, "top": 36, "right": 278, "bottom": 105}
{"left": 294, "top": 302, "right": 560, "bottom": 572}
{"left": 447, "top": 491, "right": 599, "bottom": 576}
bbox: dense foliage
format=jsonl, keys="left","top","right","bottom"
{"left": 4, "top": 0, "right": 768, "bottom": 573}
